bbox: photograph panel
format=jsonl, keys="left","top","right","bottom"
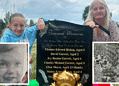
{"left": 93, "top": 42, "right": 119, "bottom": 84}
{"left": 0, "top": 43, "right": 29, "bottom": 85}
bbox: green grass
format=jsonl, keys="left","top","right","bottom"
{"left": 30, "top": 39, "right": 37, "bottom": 80}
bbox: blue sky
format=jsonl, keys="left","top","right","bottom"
{"left": 0, "top": 0, "right": 119, "bottom": 25}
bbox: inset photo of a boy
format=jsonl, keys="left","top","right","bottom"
{"left": 0, "top": 43, "right": 29, "bottom": 85}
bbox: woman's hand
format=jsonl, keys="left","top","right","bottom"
{"left": 37, "top": 19, "right": 45, "bottom": 31}
{"left": 86, "top": 21, "right": 99, "bottom": 28}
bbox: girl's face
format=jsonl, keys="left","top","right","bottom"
{"left": 0, "top": 45, "right": 25, "bottom": 83}
{"left": 92, "top": 2, "right": 106, "bottom": 20}
{"left": 8, "top": 17, "right": 25, "bottom": 36}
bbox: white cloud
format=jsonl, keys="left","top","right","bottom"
{"left": 77, "top": 0, "right": 92, "bottom": 6}
{"left": 105, "top": 0, "right": 119, "bottom": 3}
{"left": 55, "top": 2, "right": 63, "bottom": 8}
{"left": 112, "top": 10, "right": 119, "bottom": 22}
{"left": 0, "top": 0, "right": 119, "bottom": 24}
{"left": 106, "top": 1, "right": 119, "bottom": 22}
{"left": 9, "top": 0, "right": 31, "bottom": 11}
{"left": 67, "top": 0, "right": 77, "bottom": 3}
{"left": 22, "top": 0, "right": 30, "bottom": 4}
{"left": 10, "top": 0, "right": 30, "bottom": 5}
{"left": 0, "top": 7, "right": 6, "bottom": 20}
{"left": 112, "top": 11, "right": 118, "bottom": 16}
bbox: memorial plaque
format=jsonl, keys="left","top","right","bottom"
{"left": 36, "top": 20, "right": 93, "bottom": 86}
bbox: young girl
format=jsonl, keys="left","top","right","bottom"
{"left": 1, "top": 13, "right": 47, "bottom": 63}
{"left": 1, "top": 13, "right": 47, "bottom": 55}
{"left": 0, "top": 13, "right": 47, "bottom": 85}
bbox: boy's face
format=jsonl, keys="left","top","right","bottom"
{"left": 8, "top": 17, "right": 25, "bottom": 36}
{"left": 0, "top": 45, "right": 25, "bottom": 83}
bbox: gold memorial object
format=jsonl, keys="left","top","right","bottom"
{"left": 51, "top": 70, "right": 82, "bottom": 86}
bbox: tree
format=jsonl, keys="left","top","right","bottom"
{"left": 0, "top": 19, "right": 5, "bottom": 29}
{"left": 0, "top": 19, "right": 5, "bottom": 37}
{"left": 30, "top": 19, "right": 34, "bottom": 27}
{"left": 82, "top": 5, "right": 89, "bottom": 21}
{"left": 110, "top": 12, "right": 112, "bottom": 18}
{"left": 4, "top": 11, "right": 12, "bottom": 27}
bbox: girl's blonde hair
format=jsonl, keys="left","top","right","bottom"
{"left": 85, "top": 0, "right": 111, "bottom": 30}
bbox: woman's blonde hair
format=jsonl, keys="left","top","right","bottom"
{"left": 85, "top": 0, "right": 111, "bottom": 30}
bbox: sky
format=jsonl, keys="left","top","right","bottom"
{"left": 0, "top": 0, "right": 119, "bottom": 25}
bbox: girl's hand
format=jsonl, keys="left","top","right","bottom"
{"left": 29, "top": 57, "right": 34, "bottom": 64}
{"left": 37, "top": 19, "right": 45, "bottom": 31}
{"left": 20, "top": 71, "right": 28, "bottom": 83}
{"left": 86, "top": 21, "right": 99, "bottom": 28}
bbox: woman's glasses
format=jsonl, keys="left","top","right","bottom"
{"left": 93, "top": 6, "right": 105, "bottom": 11}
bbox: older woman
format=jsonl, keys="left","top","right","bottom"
{"left": 85, "top": 0, "right": 119, "bottom": 41}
